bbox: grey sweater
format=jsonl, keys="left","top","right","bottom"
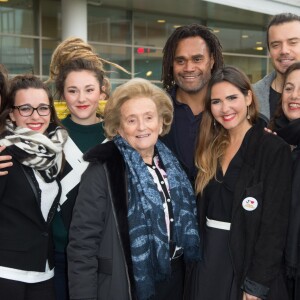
{"left": 252, "top": 71, "right": 276, "bottom": 122}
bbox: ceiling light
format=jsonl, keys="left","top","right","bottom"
{"left": 256, "top": 41, "right": 262, "bottom": 44}
{"left": 242, "top": 35, "right": 249, "bottom": 38}
{"left": 213, "top": 29, "right": 220, "bottom": 33}
{"left": 157, "top": 20, "right": 166, "bottom": 23}
{"left": 255, "top": 47, "right": 264, "bottom": 51}
{"left": 146, "top": 71, "right": 152, "bottom": 77}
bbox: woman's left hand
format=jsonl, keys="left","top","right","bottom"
{"left": 264, "top": 127, "right": 277, "bottom": 135}
{"left": 243, "top": 292, "right": 262, "bottom": 300}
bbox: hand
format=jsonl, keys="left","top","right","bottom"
{"left": 264, "top": 127, "right": 277, "bottom": 135}
{"left": 243, "top": 292, "right": 262, "bottom": 300}
{"left": 0, "top": 145, "right": 12, "bottom": 176}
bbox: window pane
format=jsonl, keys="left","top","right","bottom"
{"left": 42, "top": 39, "right": 60, "bottom": 78}
{"left": 134, "top": 12, "right": 198, "bottom": 48}
{"left": 88, "top": 6, "right": 131, "bottom": 44}
{"left": 212, "top": 26, "right": 267, "bottom": 56}
{"left": 41, "top": 0, "right": 61, "bottom": 39}
{"left": 0, "top": 36, "right": 39, "bottom": 75}
{"left": 0, "top": 0, "right": 38, "bottom": 36}
{"left": 134, "top": 47, "right": 162, "bottom": 81}
{"left": 223, "top": 55, "right": 268, "bottom": 83}
{"left": 91, "top": 44, "right": 132, "bottom": 80}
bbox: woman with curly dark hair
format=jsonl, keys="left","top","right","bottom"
{"left": 270, "top": 62, "right": 300, "bottom": 300}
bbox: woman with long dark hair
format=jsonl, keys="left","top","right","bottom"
{"left": 186, "top": 66, "right": 292, "bottom": 300}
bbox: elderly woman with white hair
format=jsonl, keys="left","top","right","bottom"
{"left": 67, "top": 78, "right": 200, "bottom": 300}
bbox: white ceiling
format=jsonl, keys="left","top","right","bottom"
{"left": 272, "top": 0, "right": 300, "bottom": 7}
{"left": 202, "top": 0, "right": 300, "bottom": 15}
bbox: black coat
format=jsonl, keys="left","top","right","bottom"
{"left": 0, "top": 154, "right": 60, "bottom": 272}
{"left": 67, "top": 141, "right": 135, "bottom": 300}
{"left": 198, "top": 122, "right": 292, "bottom": 298}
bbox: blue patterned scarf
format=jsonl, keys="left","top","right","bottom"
{"left": 114, "top": 135, "right": 200, "bottom": 300}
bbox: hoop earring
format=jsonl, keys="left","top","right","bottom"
{"left": 247, "top": 106, "right": 250, "bottom": 120}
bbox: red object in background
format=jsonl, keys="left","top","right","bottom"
{"left": 137, "top": 47, "right": 145, "bottom": 54}
{"left": 136, "top": 48, "right": 155, "bottom": 54}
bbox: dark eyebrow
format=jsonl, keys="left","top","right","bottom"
{"left": 270, "top": 37, "right": 300, "bottom": 45}
{"left": 288, "top": 37, "right": 300, "bottom": 42}
{"left": 270, "top": 40, "right": 280, "bottom": 46}
{"left": 225, "top": 94, "right": 238, "bottom": 99}
{"left": 174, "top": 56, "right": 185, "bottom": 60}
{"left": 192, "top": 54, "right": 204, "bottom": 59}
{"left": 284, "top": 82, "right": 294, "bottom": 86}
{"left": 174, "top": 54, "right": 204, "bottom": 60}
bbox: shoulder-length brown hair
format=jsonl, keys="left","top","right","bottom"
{"left": 0, "top": 74, "right": 62, "bottom": 134}
{"left": 195, "top": 66, "right": 259, "bottom": 195}
{"left": 269, "top": 61, "right": 300, "bottom": 130}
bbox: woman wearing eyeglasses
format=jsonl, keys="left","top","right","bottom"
{"left": 0, "top": 74, "right": 68, "bottom": 300}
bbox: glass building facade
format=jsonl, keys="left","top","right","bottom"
{"left": 0, "top": 0, "right": 272, "bottom": 89}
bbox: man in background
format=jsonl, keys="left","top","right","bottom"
{"left": 253, "top": 13, "right": 300, "bottom": 122}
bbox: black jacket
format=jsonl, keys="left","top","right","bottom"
{"left": 0, "top": 154, "right": 60, "bottom": 272}
{"left": 68, "top": 141, "right": 135, "bottom": 300}
{"left": 278, "top": 120, "right": 300, "bottom": 275}
{"left": 198, "top": 122, "right": 292, "bottom": 298}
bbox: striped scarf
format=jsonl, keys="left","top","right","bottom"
{"left": 0, "top": 120, "right": 68, "bottom": 182}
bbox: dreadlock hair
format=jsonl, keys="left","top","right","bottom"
{"left": 162, "top": 24, "right": 224, "bottom": 92}
{"left": 47, "top": 37, "right": 130, "bottom": 97}
{"left": 266, "top": 13, "right": 300, "bottom": 50}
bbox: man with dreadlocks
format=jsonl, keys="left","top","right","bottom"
{"left": 161, "top": 24, "right": 223, "bottom": 183}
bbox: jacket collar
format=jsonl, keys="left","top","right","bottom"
{"left": 84, "top": 140, "right": 120, "bottom": 162}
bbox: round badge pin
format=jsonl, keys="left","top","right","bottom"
{"left": 242, "top": 197, "right": 258, "bottom": 211}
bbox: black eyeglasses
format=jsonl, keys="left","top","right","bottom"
{"left": 12, "top": 104, "right": 52, "bottom": 117}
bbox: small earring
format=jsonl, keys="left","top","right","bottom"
{"left": 213, "top": 119, "right": 216, "bottom": 127}
{"left": 246, "top": 106, "right": 250, "bottom": 120}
